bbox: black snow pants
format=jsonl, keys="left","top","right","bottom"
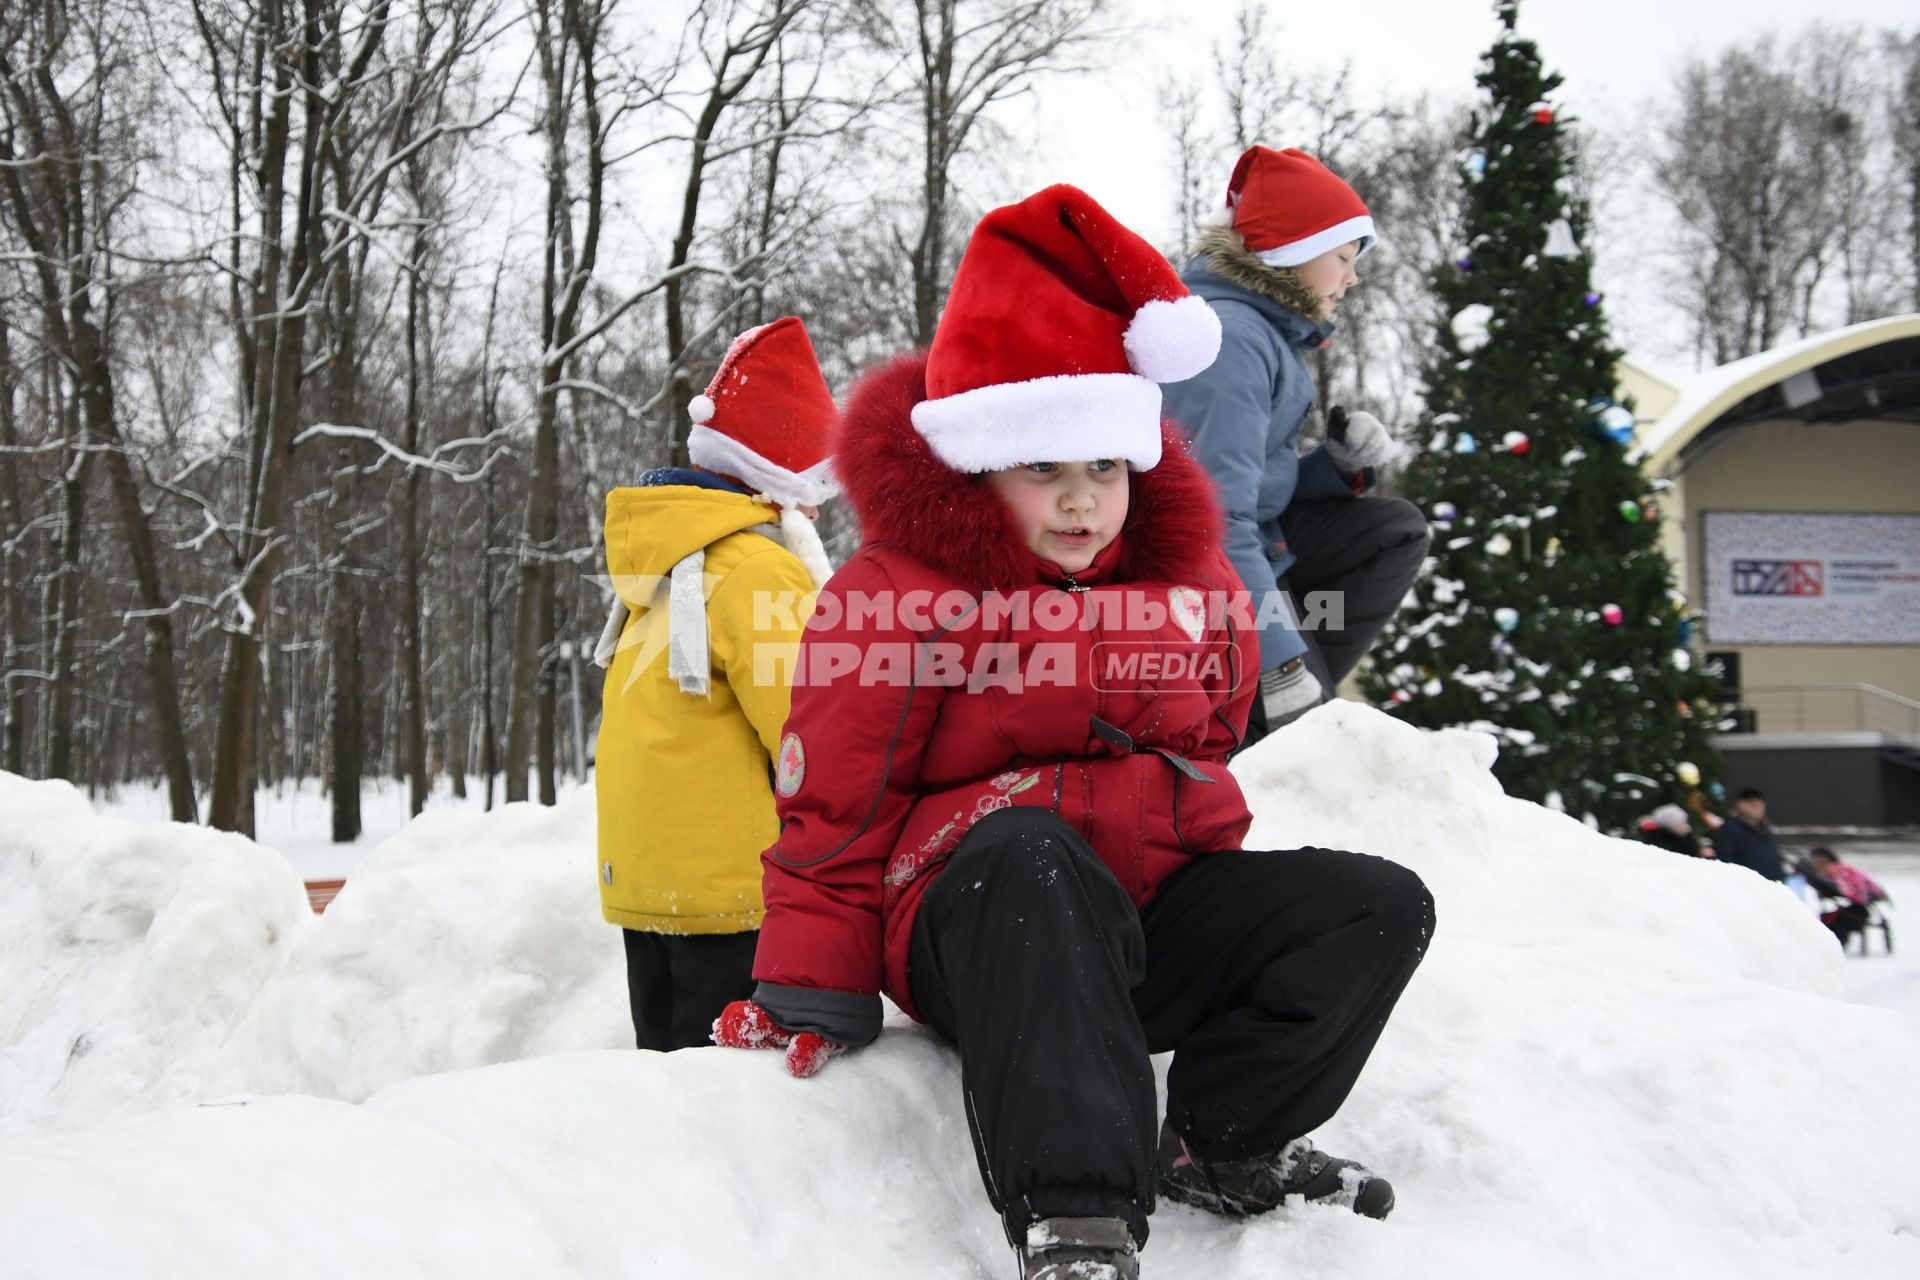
{"left": 1242, "top": 494, "right": 1431, "bottom": 745}
{"left": 907, "top": 807, "right": 1434, "bottom": 1246}
{"left": 622, "top": 928, "right": 759, "bottom": 1052}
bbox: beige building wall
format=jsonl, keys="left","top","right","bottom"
{"left": 1616, "top": 359, "right": 1681, "bottom": 424}
{"left": 1667, "top": 416, "right": 1920, "bottom": 729}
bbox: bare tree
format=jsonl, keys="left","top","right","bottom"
{"left": 192, "top": 0, "right": 394, "bottom": 834}
{"left": 856, "top": 0, "right": 1110, "bottom": 346}
{"left": 1651, "top": 27, "right": 1897, "bottom": 362}
{"left": 1157, "top": 72, "right": 1209, "bottom": 255}
{"left": 0, "top": 306, "right": 26, "bottom": 774}
{"left": 0, "top": 0, "right": 199, "bottom": 817}
{"left": 1888, "top": 30, "right": 1920, "bottom": 312}
{"left": 659, "top": 0, "right": 813, "bottom": 466}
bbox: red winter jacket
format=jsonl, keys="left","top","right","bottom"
{"left": 751, "top": 354, "right": 1260, "bottom": 1036}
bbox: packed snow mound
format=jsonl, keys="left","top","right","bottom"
{"left": 1236, "top": 701, "right": 1843, "bottom": 996}
{"left": 3, "top": 705, "right": 1918, "bottom": 1278}
{"left": 207, "top": 786, "right": 627, "bottom": 1103}
{"left": 0, "top": 774, "right": 311, "bottom": 1135}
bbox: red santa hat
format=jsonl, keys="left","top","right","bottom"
{"left": 687, "top": 316, "right": 838, "bottom": 508}
{"left": 910, "top": 184, "right": 1221, "bottom": 474}
{"left": 1225, "top": 146, "right": 1376, "bottom": 268}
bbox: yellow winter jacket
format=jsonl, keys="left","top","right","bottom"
{"left": 595, "top": 483, "right": 815, "bottom": 934}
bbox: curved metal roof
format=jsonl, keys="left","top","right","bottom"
{"left": 1639, "top": 313, "right": 1920, "bottom": 475}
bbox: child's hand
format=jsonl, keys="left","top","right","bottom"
{"left": 1325, "top": 407, "right": 1402, "bottom": 473}
{"left": 1260, "top": 658, "right": 1324, "bottom": 724}
{"left": 711, "top": 999, "right": 845, "bottom": 1078}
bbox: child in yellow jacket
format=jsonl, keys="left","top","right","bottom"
{"left": 593, "top": 317, "right": 837, "bottom": 1050}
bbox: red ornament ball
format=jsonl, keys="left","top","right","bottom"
{"left": 1532, "top": 102, "right": 1554, "bottom": 125}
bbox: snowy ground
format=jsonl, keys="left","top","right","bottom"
{"left": 97, "top": 772, "right": 584, "bottom": 882}
{"left": 3, "top": 703, "right": 1917, "bottom": 1278}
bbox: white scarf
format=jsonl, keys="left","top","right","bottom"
{"left": 593, "top": 500, "right": 835, "bottom": 696}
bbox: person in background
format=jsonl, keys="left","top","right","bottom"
{"left": 592, "top": 317, "right": 837, "bottom": 1051}
{"left": 1711, "top": 788, "right": 1783, "bottom": 882}
{"left": 1802, "top": 847, "right": 1889, "bottom": 947}
{"left": 1159, "top": 146, "right": 1429, "bottom": 745}
{"left": 1636, "top": 803, "right": 1703, "bottom": 857}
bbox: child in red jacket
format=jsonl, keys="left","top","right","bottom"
{"left": 714, "top": 186, "right": 1433, "bottom": 1280}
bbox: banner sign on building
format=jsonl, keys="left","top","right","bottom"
{"left": 1704, "top": 512, "right": 1920, "bottom": 645}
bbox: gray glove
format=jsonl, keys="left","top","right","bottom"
{"left": 1325, "top": 406, "right": 1401, "bottom": 474}
{"left": 1260, "top": 658, "right": 1324, "bottom": 725}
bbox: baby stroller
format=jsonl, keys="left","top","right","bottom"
{"left": 1799, "top": 851, "right": 1894, "bottom": 956}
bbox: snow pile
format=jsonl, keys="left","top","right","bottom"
{"left": 207, "top": 788, "right": 627, "bottom": 1103}
{"left": 0, "top": 778, "right": 625, "bottom": 1136}
{"left": 0, "top": 774, "right": 311, "bottom": 1135}
{"left": 3, "top": 705, "right": 1919, "bottom": 1278}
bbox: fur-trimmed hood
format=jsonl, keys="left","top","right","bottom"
{"left": 1187, "top": 223, "right": 1333, "bottom": 329}
{"left": 831, "top": 353, "right": 1226, "bottom": 594}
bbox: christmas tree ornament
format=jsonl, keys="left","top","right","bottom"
{"left": 1678, "top": 699, "right": 1694, "bottom": 719}
{"left": 1454, "top": 433, "right": 1479, "bottom": 455}
{"left": 1530, "top": 100, "right": 1554, "bottom": 124}
{"left": 1450, "top": 303, "right": 1494, "bottom": 352}
{"left": 1542, "top": 217, "right": 1580, "bottom": 259}
{"left": 1493, "top": 607, "right": 1519, "bottom": 632}
{"left": 1709, "top": 781, "right": 1726, "bottom": 802}
{"left": 1431, "top": 501, "right": 1458, "bottom": 523}
{"left": 1677, "top": 761, "right": 1700, "bottom": 787}
{"left": 1486, "top": 533, "right": 1513, "bottom": 556}
{"left": 1596, "top": 404, "right": 1636, "bottom": 443}
{"left": 1390, "top": 689, "right": 1414, "bottom": 705}
{"left": 1642, "top": 500, "right": 1660, "bottom": 522}
{"left": 1456, "top": 254, "right": 1474, "bottom": 271}
{"left": 1618, "top": 500, "right": 1642, "bottom": 523}
{"left": 1544, "top": 537, "right": 1562, "bottom": 559}
{"left": 1501, "top": 430, "right": 1530, "bottom": 455}
{"left": 1583, "top": 291, "right": 1602, "bottom": 307}
{"left": 1601, "top": 603, "right": 1624, "bottom": 625}
{"left": 1461, "top": 148, "right": 1487, "bottom": 177}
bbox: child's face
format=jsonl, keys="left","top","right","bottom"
{"left": 1293, "top": 240, "right": 1362, "bottom": 312}
{"left": 983, "top": 459, "right": 1130, "bottom": 574}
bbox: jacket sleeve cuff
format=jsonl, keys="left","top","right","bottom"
{"left": 753, "top": 982, "right": 883, "bottom": 1047}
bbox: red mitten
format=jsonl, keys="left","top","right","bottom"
{"left": 782, "top": 1032, "right": 843, "bottom": 1078}
{"left": 712, "top": 1000, "right": 845, "bottom": 1078}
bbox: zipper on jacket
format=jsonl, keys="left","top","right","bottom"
{"left": 1060, "top": 571, "right": 1089, "bottom": 593}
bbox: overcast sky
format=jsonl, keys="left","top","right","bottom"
{"left": 990, "top": 0, "right": 1916, "bottom": 371}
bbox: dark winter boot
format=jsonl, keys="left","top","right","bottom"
{"left": 1015, "top": 1216, "right": 1139, "bottom": 1280}
{"left": 1156, "top": 1120, "right": 1395, "bottom": 1220}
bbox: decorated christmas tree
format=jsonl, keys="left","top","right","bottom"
{"left": 1360, "top": 0, "right": 1724, "bottom": 832}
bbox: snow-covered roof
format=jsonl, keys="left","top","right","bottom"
{"left": 1640, "top": 313, "right": 1920, "bottom": 473}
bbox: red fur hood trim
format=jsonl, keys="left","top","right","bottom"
{"left": 831, "top": 353, "right": 1225, "bottom": 592}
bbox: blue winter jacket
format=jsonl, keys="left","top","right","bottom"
{"left": 1160, "top": 232, "right": 1372, "bottom": 670}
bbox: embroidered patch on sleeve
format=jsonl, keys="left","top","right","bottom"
{"left": 775, "top": 732, "right": 806, "bottom": 797}
{"left": 1168, "top": 586, "right": 1207, "bottom": 643}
